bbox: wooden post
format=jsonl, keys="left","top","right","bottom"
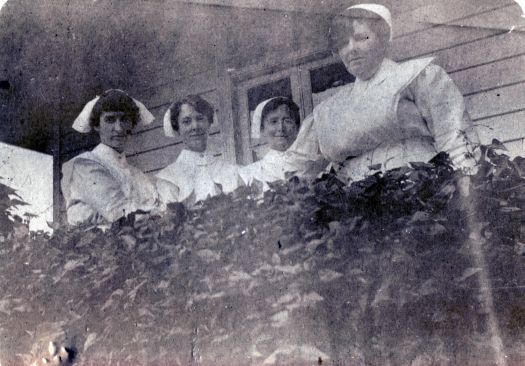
{"left": 213, "top": 8, "right": 240, "bottom": 164}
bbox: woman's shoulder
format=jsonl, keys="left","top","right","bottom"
{"left": 214, "top": 156, "right": 240, "bottom": 175}
{"left": 315, "top": 83, "right": 355, "bottom": 111}
{"left": 64, "top": 152, "right": 108, "bottom": 174}
{"left": 155, "top": 158, "right": 185, "bottom": 181}
{"left": 238, "top": 159, "right": 265, "bottom": 186}
{"left": 397, "top": 57, "right": 444, "bottom": 82}
{"left": 239, "top": 159, "right": 262, "bottom": 175}
{"left": 311, "top": 84, "right": 355, "bottom": 125}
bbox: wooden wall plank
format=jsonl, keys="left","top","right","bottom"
{"left": 433, "top": 31, "right": 525, "bottom": 73}
{"left": 127, "top": 132, "right": 223, "bottom": 173}
{"left": 501, "top": 139, "right": 524, "bottom": 158}
{"left": 60, "top": 132, "right": 99, "bottom": 156}
{"left": 446, "top": 3, "right": 525, "bottom": 31}
{"left": 136, "top": 70, "right": 218, "bottom": 111}
{"left": 127, "top": 125, "right": 221, "bottom": 155}
{"left": 466, "top": 83, "right": 525, "bottom": 121}
{"left": 393, "top": 23, "right": 500, "bottom": 61}
{"left": 475, "top": 111, "right": 525, "bottom": 144}
{"left": 394, "top": 0, "right": 513, "bottom": 38}
{"left": 449, "top": 54, "right": 525, "bottom": 96}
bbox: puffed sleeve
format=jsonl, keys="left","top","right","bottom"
{"left": 285, "top": 114, "right": 329, "bottom": 178}
{"left": 409, "top": 64, "right": 479, "bottom": 174}
{"left": 156, "top": 177, "right": 181, "bottom": 205}
{"left": 215, "top": 162, "right": 245, "bottom": 194}
{"left": 69, "top": 158, "right": 130, "bottom": 223}
{"left": 238, "top": 161, "right": 262, "bottom": 187}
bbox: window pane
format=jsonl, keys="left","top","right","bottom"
{"left": 309, "top": 62, "right": 354, "bottom": 107}
{"left": 247, "top": 77, "right": 292, "bottom": 110}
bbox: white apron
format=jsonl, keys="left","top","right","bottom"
{"left": 61, "top": 144, "right": 159, "bottom": 225}
{"left": 239, "top": 149, "right": 296, "bottom": 190}
{"left": 312, "top": 57, "right": 437, "bottom": 181}
{"left": 156, "top": 149, "right": 241, "bottom": 204}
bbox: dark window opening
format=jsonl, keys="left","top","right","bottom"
{"left": 309, "top": 62, "right": 354, "bottom": 94}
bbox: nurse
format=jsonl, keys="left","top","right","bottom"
{"left": 61, "top": 89, "right": 161, "bottom": 225}
{"left": 288, "top": 3, "right": 479, "bottom": 182}
{"left": 239, "top": 97, "right": 303, "bottom": 189}
{"left": 156, "top": 94, "right": 241, "bottom": 205}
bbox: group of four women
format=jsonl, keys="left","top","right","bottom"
{"left": 61, "top": 3, "right": 480, "bottom": 226}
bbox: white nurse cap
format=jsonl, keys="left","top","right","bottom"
{"left": 163, "top": 107, "right": 177, "bottom": 138}
{"left": 344, "top": 3, "right": 392, "bottom": 41}
{"left": 250, "top": 97, "right": 280, "bottom": 140}
{"left": 72, "top": 89, "right": 154, "bottom": 133}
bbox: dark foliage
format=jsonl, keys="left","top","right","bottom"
{"left": 1, "top": 143, "right": 524, "bottom": 365}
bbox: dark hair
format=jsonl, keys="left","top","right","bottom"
{"left": 169, "top": 94, "right": 215, "bottom": 132}
{"left": 329, "top": 8, "right": 390, "bottom": 52}
{"left": 260, "top": 97, "right": 301, "bottom": 130}
{"left": 89, "top": 89, "right": 140, "bottom": 128}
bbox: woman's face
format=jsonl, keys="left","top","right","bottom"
{"left": 336, "top": 19, "right": 388, "bottom": 80}
{"left": 177, "top": 103, "right": 211, "bottom": 153}
{"left": 95, "top": 111, "right": 134, "bottom": 153}
{"left": 261, "top": 104, "right": 299, "bottom": 151}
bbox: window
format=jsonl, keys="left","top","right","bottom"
{"left": 233, "top": 53, "right": 355, "bottom": 164}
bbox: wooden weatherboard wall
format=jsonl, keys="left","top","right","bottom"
{"left": 391, "top": 0, "right": 525, "bottom": 156}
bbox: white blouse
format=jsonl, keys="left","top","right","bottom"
{"left": 155, "top": 149, "right": 241, "bottom": 205}
{"left": 288, "top": 57, "right": 479, "bottom": 182}
{"left": 61, "top": 144, "right": 160, "bottom": 225}
{"left": 239, "top": 149, "right": 311, "bottom": 190}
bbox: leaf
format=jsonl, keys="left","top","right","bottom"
{"left": 318, "top": 269, "right": 343, "bottom": 282}
{"left": 9, "top": 198, "right": 29, "bottom": 207}
{"left": 500, "top": 206, "right": 521, "bottom": 213}
{"left": 250, "top": 178, "right": 265, "bottom": 196}
{"left": 408, "top": 211, "right": 430, "bottom": 224}
{"left": 83, "top": 332, "right": 98, "bottom": 352}
{"left": 270, "top": 310, "right": 289, "bottom": 328}
{"left": 60, "top": 258, "right": 86, "bottom": 274}
{"left": 120, "top": 234, "right": 137, "bottom": 250}
{"left": 418, "top": 279, "right": 438, "bottom": 296}
{"left": 196, "top": 249, "right": 220, "bottom": 263}
{"left": 274, "top": 264, "right": 303, "bottom": 275}
{"left": 262, "top": 345, "right": 330, "bottom": 365}
{"left": 46, "top": 221, "right": 61, "bottom": 230}
{"left": 429, "top": 223, "right": 447, "bottom": 236}
{"left": 488, "top": 138, "right": 508, "bottom": 150}
{"left": 371, "top": 279, "right": 392, "bottom": 307}
{"left": 456, "top": 267, "right": 482, "bottom": 282}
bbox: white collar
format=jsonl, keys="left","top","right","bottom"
{"left": 177, "top": 149, "right": 216, "bottom": 167}
{"left": 92, "top": 143, "right": 128, "bottom": 166}
{"left": 354, "top": 58, "right": 396, "bottom": 88}
{"left": 264, "top": 148, "right": 287, "bottom": 160}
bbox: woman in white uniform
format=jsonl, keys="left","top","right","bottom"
{"left": 156, "top": 95, "right": 241, "bottom": 205}
{"left": 288, "top": 3, "right": 479, "bottom": 183}
{"left": 239, "top": 97, "right": 303, "bottom": 189}
{"left": 61, "top": 89, "right": 161, "bottom": 225}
